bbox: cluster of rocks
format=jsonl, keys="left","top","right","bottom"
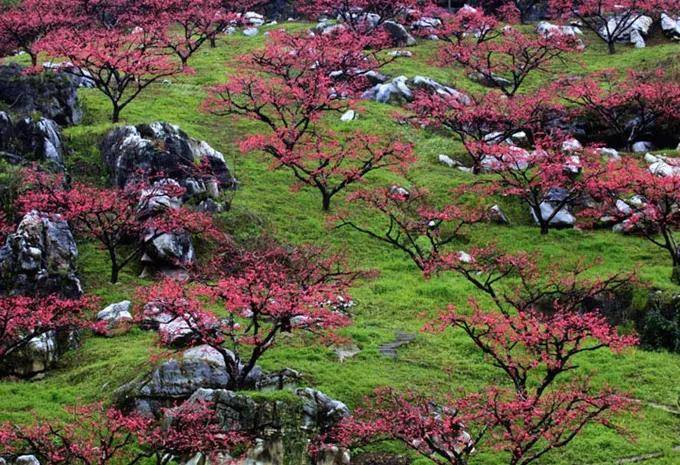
{"left": 361, "top": 75, "right": 469, "bottom": 105}
{"left": 100, "top": 121, "right": 236, "bottom": 275}
{"left": 110, "top": 341, "right": 350, "bottom": 465}
{"left": 600, "top": 14, "right": 654, "bottom": 48}
{"left": 536, "top": 21, "right": 583, "bottom": 39}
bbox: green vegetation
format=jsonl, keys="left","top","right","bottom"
{"left": 1, "top": 24, "right": 679, "bottom": 465}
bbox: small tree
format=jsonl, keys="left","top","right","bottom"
{"left": 38, "top": 27, "right": 184, "bottom": 122}
{"left": 0, "top": 294, "right": 94, "bottom": 376}
{"left": 0, "top": 402, "right": 247, "bottom": 465}
{"left": 242, "top": 131, "right": 415, "bottom": 210}
{"left": 549, "top": 0, "right": 674, "bottom": 54}
{"left": 336, "top": 186, "right": 488, "bottom": 270}
{"left": 19, "top": 173, "right": 219, "bottom": 283}
{"left": 138, "top": 245, "right": 354, "bottom": 389}
{"left": 434, "top": 8, "right": 582, "bottom": 96}
{"left": 205, "top": 29, "right": 405, "bottom": 210}
{"left": 586, "top": 158, "right": 680, "bottom": 284}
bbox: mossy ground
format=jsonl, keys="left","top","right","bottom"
{"left": 1, "top": 24, "right": 679, "bottom": 465}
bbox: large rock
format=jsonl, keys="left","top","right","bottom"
{"left": 383, "top": 21, "right": 416, "bottom": 46}
{"left": 142, "top": 231, "right": 195, "bottom": 269}
{"left": 0, "top": 64, "right": 82, "bottom": 125}
{"left": 531, "top": 188, "right": 576, "bottom": 228}
{"left": 362, "top": 75, "right": 412, "bottom": 104}
{"left": 175, "top": 387, "right": 350, "bottom": 465}
{"left": 661, "top": 13, "right": 680, "bottom": 40}
{"left": 3, "top": 330, "right": 78, "bottom": 378}
{"left": 0, "top": 211, "right": 82, "bottom": 297}
{"left": 0, "top": 112, "right": 65, "bottom": 169}
{"left": 101, "top": 122, "right": 236, "bottom": 204}
{"left": 96, "top": 301, "right": 133, "bottom": 336}
{"left": 408, "top": 76, "right": 471, "bottom": 104}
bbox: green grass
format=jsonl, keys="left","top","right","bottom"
{"left": 1, "top": 22, "right": 680, "bottom": 465}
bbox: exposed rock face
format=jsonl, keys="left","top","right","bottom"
{"left": 142, "top": 231, "right": 195, "bottom": 269}
{"left": 0, "top": 212, "right": 82, "bottom": 377}
{"left": 0, "top": 112, "right": 65, "bottom": 169}
{"left": 101, "top": 122, "right": 236, "bottom": 204}
{"left": 0, "top": 211, "right": 82, "bottom": 298}
{"left": 175, "top": 387, "right": 350, "bottom": 465}
{"left": 0, "top": 64, "right": 82, "bottom": 126}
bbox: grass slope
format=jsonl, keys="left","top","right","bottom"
{"left": 1, "top": 23, "right": 679, "bottom": 465}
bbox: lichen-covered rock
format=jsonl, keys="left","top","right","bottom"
{"left": 0, "top": 64, "right": 82, "bottom": 126}
{"left": 0, "top": 211, "right": 82, "bottom": 297}
{"left": 101, "top": 122, "right": 236, "bottom": 204}
{"left": 0, "top": 112, "right": 65, "bottom": 169}
{"left": 175, "top": 387, "right": 350, "bottom": 465}
{"left": 96, "top": 301, "right": 133, "bottom": 336}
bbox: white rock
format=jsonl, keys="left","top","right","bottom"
{"left": 457, "top": 251, "right": 474, "bottom": 263}
{"left": 183, "top": 345, "right": 225, "bottom": 367}
{"left": 438, "top": 154, "right": 456, "bottom": 168}
{"left": 598, "top": 147, "right": 620, "bottom": 160}
{"left": 633, "top": 141, "right": 654, "bottom": 153}
{"left": 340, "top": 110, "right": 356, "bottom": 122}
{"left": 243, "top": 27, "right": 259, "bottom": 37}
{"left": 561, "top": 138, "right": 583, "bottom": 152}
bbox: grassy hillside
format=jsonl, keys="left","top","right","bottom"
{"left": 1, "top": 23, "right": 679, "bottom": 465}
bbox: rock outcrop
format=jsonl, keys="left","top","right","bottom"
{"left": 101, "top": 122, "right": 236, "bottom": 207}
{"left": 0, "top": 64, "right": 82, "bottom": 126}
{"left": 0, "top": 211, "right": 82, "bottom": 298}
{"left": 0, "top": 112, "right": 65, "bottom": 169}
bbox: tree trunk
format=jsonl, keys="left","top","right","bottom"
{"left": 109, "top": 249, "right": 120, "bottom": 283}
{"left": 671, "top": 265, "right": 680, "bottom": 285}
{"left": 607, "top": 41, "right": 616, "bottom": 55}
{"left": 29, "top": 52, "right": 38, "bottom": 68}
{"left": 540, "top": 222, "right": 549, "bottom": 235}
{"left": 321, "top": 192, "right": 332, "bottom": 211}
{"left": 210, "top": 37, "right": 217, "bottom": 48}
{"left": 671, "top": 253, "right": 680, "bottom": 285}
{"left": 111, "top": 106, "right": 121, "bottom": 123}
